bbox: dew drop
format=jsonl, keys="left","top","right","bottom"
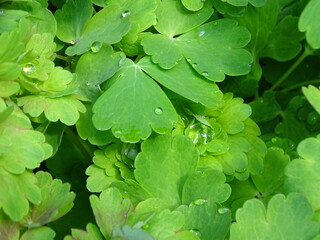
{"left": 198, "top": 30, "right": 205, "bottom": 37}
{"left": 85, "top": 82, "right": 90, "bottom": 86}
{"left": 119, "top": 57, "right": 126, "bottom": 66}
{"left": 213, "top": 21, "right": 218, "bottom": 26}
{"left": 218, "top": 207, "right": 230, "bottom": 214}
{"left": 192, "top": 63, "right": 197, "bottom": 67}
{"left": 113, "top": 129, "right": 122, "bottom": 136}
{"left": 193, "top": 199, "right": 208, "bottom": 205}
{"left": 124, "top": 143, "right": 138, "bottom": 160}
{"left": 121, "top": 10, "right": 131, "bottom": 18}
{"left": 0, "top": 9, "right": 4, "bottom": 15}
{"left": 190, "top": 229, "right": 201, "bottom": 237}
{"left": 307, "top": 111, "right": 319, "bottom": 125}
{"left": 22, "top": 62, "right": 36, "bottom": 75}
{"left": 70, "top": 40, "right": 75, "bottom": 44}
{"left": 186, "top": 58, "right": 192, "bottom": 62}
{"left": 202, "top": 72, "right": 209, "bottom": 77}
{"left": 201, "top": 0, "right": 206, "bottom": 2}
{"left": 248, "top": 63, "right": 252, "bottom": 67}
{"left": 154, "top": 107, "right": 163, "bottom": 115}
{"left": 186, "top": 123, "right": 213, "bottom": 145}
{"left": 95, "top": 83, "right": 101, "bottom": 90}
{"left": 91, "top": 41, "right": 102, "bottom": 53}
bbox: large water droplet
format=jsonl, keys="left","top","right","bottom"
{"left": 121, "top": 10, "right": 131, "bottom": 18}
{"left": 218, "top": 207, "right": 230, "bottom": 214}
{"left": 190, "top": 229, "right": 201, "bottom": 237}
{"left": 193, "top": 199, "right": 208, "bottom": 205}
{"left": 198, "top": 30, "right": 205, "bottom": 37}
{"left": 186, "top": 123, "right": 213, "bottom": 145}
{"left": 0, "top": 9, "right": 4, "bottom": 15}
{"left": 154, "top": 107, "right": 163, "bottom": 115}
{"left": 202, "top": 72, "right": 209, "bottom": 77}
{"left": 91, "top": 41, "right": 102, "bottom": 53}
{"left": 124, "top": 143, "right": 138, "bottom": 160}
{"left": 22, "top": 62, "right": 36, "bottom": 75}
{"left": 119, "top": 57, "right": 126, "bottom": 66}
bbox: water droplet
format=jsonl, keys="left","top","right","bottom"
{"left": 201, "top": 0, "right": 206, "bottom": 2}
{"left": 202, "top": 72, "right": 209, "bottom": 77}
{"left": 186, "top": 58, "right": 192, "bottom": 62}
{"left": 124, "top": 144, "right": 138, "bottom": 160}
{"left": 124, "top": 191, "right": 128, "bottom": 194}
{"left": 119, "top": 57, "right": 126, "bottom": 66}
{"left": 95, "top": 83, "right": 101, "bottom": 90}
{"left": 0, "top": 9, "right": 4, "bottom": 15}
{"left": 192, "top": 63, "right": 197, "bottom": 67}
{"left": 193, "top": 199, "right": 208, "bottom": 205}
{"left": 190, "top": 229, "right": 201, "bottom": 237}
{"left": 271, "top": 137, "right": 277, "bottom": 143}
{"left": 186, "top": 123, "right": 213, "bottom": 145}
{"left": 113, "top": 129, "right": 122, "bottom": 136}
{"left": 248, "top": 63, "right": 252, "bottom": 67}
{"left": 22, "top": 62, "right": 36, "bottom": 75}
{"left": 91, "top": 41, "right": 102, "bottom": 52}
{"left": 154, "top": 107, "right": 163, "bottom": 115}
{"left": 198, "top": 30, "right": 205, "bottom": 37}
{"left": 218, "top": 207, "right": 230, "bottom": 214}
{"left": 121, "top": 10, "right": 131, "bottom": 18}
{"left": 213, "top": 21, "right": 218, "bottom": 26}
{"left": 307, "top": 111, "right": 319, "bottom": 125}
{"left": 70, "top": 40, "right": 75, "bottom": 44}
{"left": 144, "top": 224, "right": 149, "bottom": 229}
{"left": 85, "top": 82, "right": 90, "bottom": 86}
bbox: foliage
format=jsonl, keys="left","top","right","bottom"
{"left": 1, "top": 0, "right": 320, "bottom": 239}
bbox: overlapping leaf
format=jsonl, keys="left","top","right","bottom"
{"left": 65, "top": 223, "right": 103, "bottom": 240}
{"left": 302, "top": 85, "right": 320, "bottom": 114}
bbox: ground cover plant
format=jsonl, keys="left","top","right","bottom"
{"left": 1, "top": 0, "right": 320, "bottom": 239}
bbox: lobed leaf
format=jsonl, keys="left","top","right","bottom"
{"left": 302, "top": 85, "right": 320, "bottom": 114}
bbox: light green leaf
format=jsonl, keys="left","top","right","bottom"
{"left": 22, "top": 171, "right": 75, "bottom": 227}
{"left": 182, "top": 169, "right": 231, "bottom": 205}
{"left": 55, "top": 0, "right": 93, "bottom": 43}
{"left": 0, "top": 169, "right": 41, "bottom": 221}
{"left": 230, "top": 193, "right": 319, "bottom": 240}
{"left": 65, "top": 3, "right": 131, "bottom": 56}
{"left": 0, "top": 8, "right": 29, "bottom": 33}
{"left": 178, "top": 202, "right": 231, "bottom": 240}
{"left": 75, "top": 44, "right": 124, "bottom": 101}
{"left": 225, "top": 0, "right": 266, "bottom": 7}
{"left": 155, "top": 0, "right": 213, "bottom": 37}
{"left": 139, "top": 57, "right": 223, "bottom": 107}
{"left": 0, "top": 210, "right": 20, "bottom": 240}
{"left": 0, "top": 62, "right": 20, "bottom": 82}
{"left": 298, "top": 0, "right": 320, "bottom": 49}
{"left": 0, "top": 80, "right": 20, "bottom": 97}
{"left": 112, "top": 225, "right": 154, "bottom": 240}
{"left": 64, "top": 223, "right": 103, "bottom": 240}
{"left": 177, "top": 19, "right": 252, "bottom": 81}
{"left": 17, "top": 95, "right": 86, "bottom": 126}
{"left": 92, "top": 59, "right": 177, "bottom": 143}
{"left": 181, "top": 0, "right": 205, "bottom": 11}
{"left": 134, "top": 134, "right": 198, "bottom": 206}
{"left": 20, "top": 227, "right": 55, "bottom": 240}
{"left": 89, "top": 188, "right": 132, "bottom": 238}
{"left": 285, "top": 136, "right": 320, "bottom": 210}
{"left": 252, "top": 148, "right": 290, "bottom": 197}
{"left": 0, "top": 30, "right": 24, "bottom": 63}
{"left": 302, "top": 85, "right": 320, "bottom": 114}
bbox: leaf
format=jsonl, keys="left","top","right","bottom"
{"left": 75, "top": 44, "right": 124, "bottom": 101}
{"left": 230, "top": 193, "right": 319, "bottom": 240}
{"left": 302, "top": 85, "right": 320, "bottom": 114}
{"left": 17, "top": 95, "right": 86, "bottom": 126}
{"left": 92, "top": 59, "right": 177, "bottom": 143}
{"left": 252, "top": 148, "right": 290, "bottom": 197}
{"left": 54, "top": 0, "right": 93, "bottom": 43}
{"left": 22, "top": 171, "right": 75, "bottom": 227}
{"left": 65, "top": 3, "right": 131, "bottom": 56}
{"left": 181, "top": 0, "right": 205, "bottom": 11}
{"left": 20, "top": 227, "right": 55, "bottom": 240}
{"left": 134, "top": 134, "right": 198, "bottom": 206}
{"left": 224, "top": 0, "right": 266, "bottom": 7}
{"left": 0, "top": 169, "right": 41, "bottom": 221}
{"left": 0, "top": 210, "right": 20, "bottom": 240}
{"left": 154, "top": 0, "right": 213, "bottom": 37}
{"left": 0, "top": 30, "right": 24, "bottom": 63}
{"left": 112, "top": 225, "right": 154, "bottom": 240}
{"left": 182, "top": 169, "right": 231, "bottom": 205}
{"left": 139, "top": 57, "right": 223, "bottom": 107}
{"left": 284, "top": 136, "right": 320, "bottom": 210}
{"left": 89, "top": 188, "right": 132, "bottom": 238}
{"left": 298, "top": 0, "right": 320, "bottom": 49}
{"left": 178, "top": 202, "right": 231, "bottom": 240}
{"left": 64, "top": 223, "right": 103, "bottom": 240}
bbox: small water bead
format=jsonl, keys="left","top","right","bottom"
{"left": 190, "top": 229, "right": 201, "bottom": 237}
{"left": 193, "top": 198, "right": 208, "bottom": 205}
{"left": 22, "top": 62, "right": 36, "bottom": 75}
{"left": 192, "top": 63, "right": 197, "bottom": 67}
{"left": 307, "top": 111, "right": 319, "bottom": 125}
{"left": 91, "top": 41, "right": 102, "bottom": 53}
{"left": 95, "top": 83, "right": 101, "bottom": 90}
{"left": 202, "top": 72, "right": 209, "bottom": 77}
{"left": 0, "top": 9, "right": 4, "bottom": 15}
{"left": 154, "top": 107, "right": 163, "bottom": 115}
{"left": 121, "top": 10, "right": 131, "bottom": 18}
{"left": 186, "top": 58, "right": 192, "bottom": 62}
{"left": 119, "top": 57, "right": 126, "bottom": 67}
{"left": 218, "top": 207, "right": 230, "bottom": 214}
{"left": 85, "top": 82, "right": 90, "bottom": 86}
{"left": 198, "top": 30, "right": 205, "bottom": 37}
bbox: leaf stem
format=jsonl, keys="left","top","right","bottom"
{"left": 269, "top": 49, "right": 309, "bottom": 91}
{"left": 64, "top": 127, "right": 93, "bottom": 165}
{"left": 280, "top": 79, "right": 320, "bottom": 93}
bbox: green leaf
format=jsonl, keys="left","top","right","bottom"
{"left": 17, "top": 95, "right": 86, "bottom": 126}
{"left": 20, "top": 227, "right": 55, "bottom": 240}
{"left": 252, "top": 148, "right": 290, "bottom": 197}
{"left": 285, "top": 136, "right": 320, "bottom": 210}
{"left": 230, "top": 193, "right": 319, "bottom": 240}
{"left": 224, "top": 0, "right": 266, "bottom": 7}
{"left": 139, "top": 57, "right": 223, "bottom": 107}
{"left": 134, "top": 134, "right": 198, "bottom": 206}
{"left": 0, "top": 8, "right": 29, "bottom": 33}
{"left": 92, "top": 59, "right": 178, "bottom": 143}
{"left": 181, "top": 0, "right": 205, "bottom": 11}
{"left": 178, "top": 202, "right": 231, "bottom": 240}
{"left": 64, "top": 223, "right": 103, "bottom": 240}
{"left": 0, "top": 210, "right": 20, "bottom": 240}
{"left": 89, "top": 188, "right": 132, "bottom": 238}
{"left": 182, "top": 169, "right": 231, "bottom": 205}
{"left": 302, "top": 85, "right": 320, "bottom": 114}
{"left": 0, "top": 30, "right": 24, "bottom": 63}
{"left": 298, "top": 0, "right": 320, "bottom": 49}
{"left": 0, "top": 169, "right": 41, "bottom": 221}
{"left": 65, "top": 3, "right": 131, "bottom": 56}
{"left": 75, "top": 44, "right": 124, "bottom": 101}
{"left": 55, "top": 0, "right": 93, "bottom": 43}
{"left": 154, "top": 0, "right": 213, "bottom": 37}
{"left": 112, "top": 225, "right": 154, "bottom": 240}
{"left": 22, "top": 171, "right": 75, "bottom": 227}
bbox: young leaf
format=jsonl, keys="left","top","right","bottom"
{"left": 20, "top": 227, "right": 55, "bottom": 240}
{"left": 181, "top": 0, "right": 205, "bottom": 11}
{"left": 54, "top": 0, "right": 93, "bottom": 44}
{"left": 230, "top": 193, "right": 319, "bottom": 240}
{"left": 302, "top": 85, "right": 320, "bottom": 114}
{"left": 0, "top": 210, "right": 20, "bottom": 240}
{"left": 134, "top": 134, "right": 198, "bottom": 206}
{"left": 92, "top": 59, "right": 178, "bottom": 143}
{"left": 224, "top": 0, "right": 266, "bottom": 7}
{"left": 298, "top": 0, "right": 320, "bottom": 49}
{"left": 64, "top": 223, "right": 103, "bottom": 240}
{"left": 112, "top": 225, "right": 154, "bottom": 240}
